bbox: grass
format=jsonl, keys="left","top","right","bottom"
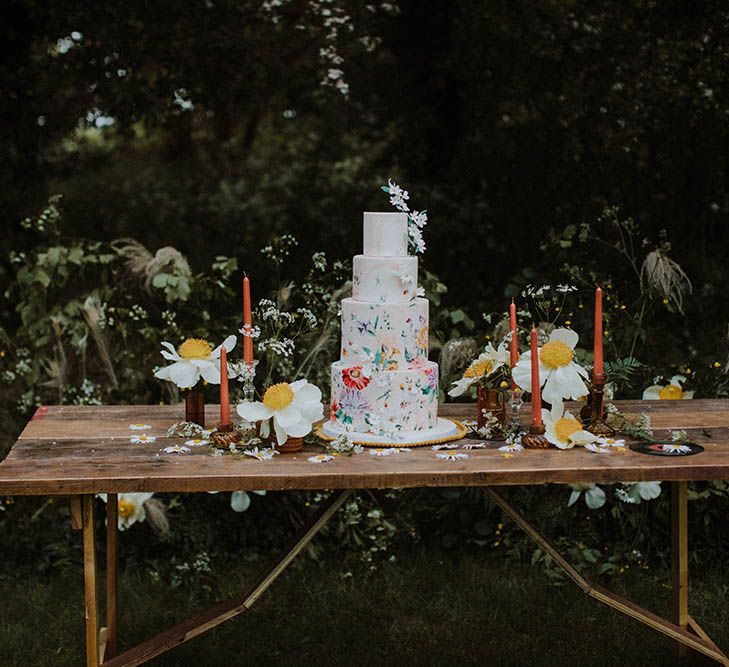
{"left": 1, "top": 550, "right": 728, "bottom": 667}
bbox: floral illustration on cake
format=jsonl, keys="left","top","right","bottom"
{"left": 342, "top": 366, "right": 371, "bottom": 390}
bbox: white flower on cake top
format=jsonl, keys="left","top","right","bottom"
{"left": 237, "top": 379, "right": 324, "bottom": 445}
{"left": 154, "top": 335, "right": 237, "bottom": 389}
{"left": 542, "top": 401, "right": 598, "bottom": 450}
{"left": 512, "top": 328, "right": 589, "bottom": 404}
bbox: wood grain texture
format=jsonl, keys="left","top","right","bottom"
{"left": 1, "top": 400, "right": 729, "bottom": 495}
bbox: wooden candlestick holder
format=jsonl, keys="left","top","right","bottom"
{"left": 586, "top": 372, "right": 614, "bottom": 436}
{"left": 522, "top": 423, "right": 549, "bottom": 449}
{"left": 210, "top": 422, "right": 242, "bottom": 448}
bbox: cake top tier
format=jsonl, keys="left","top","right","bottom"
{"left": 363, "top": 212, "right": 409, "bottom": 258}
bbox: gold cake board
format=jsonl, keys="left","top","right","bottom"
{"left": 316, "top": 417, "right": 467, "bottom": 448}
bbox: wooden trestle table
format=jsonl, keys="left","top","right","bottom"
{"left": 1, "top": 399, "right": 728, "bottom": 666}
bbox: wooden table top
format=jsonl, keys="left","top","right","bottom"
{"left": 0, "top": 400, "right": 727, "bottom": 495}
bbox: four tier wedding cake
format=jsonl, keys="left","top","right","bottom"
{"left": 321, "top": 212, "right": 458, "bottom": 445}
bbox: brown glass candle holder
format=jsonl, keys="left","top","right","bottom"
{"left": 185, "top": 388, "right": 205, "bottom": 427}
{"left": 522, "top": 423, "right": 549, "bottom": 449}
{"left": 586, "top": 372, "right": 615, "bottom": 436}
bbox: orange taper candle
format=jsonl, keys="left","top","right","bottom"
{"left": 594, "top": 286, "right": 604, "bottom": 376}
{"left": 243, "top": 273, "right": 253, "bottom": 363}
{"left": 530, "top": 327, "right": 542, "bottom": 427}
{"left": 219, "top": 346, "right": 230, "bottom": 425}
{"left": 509, "top": 299, "right": 519, "bottom": 389}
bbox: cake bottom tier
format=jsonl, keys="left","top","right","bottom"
{"left": 329, "top": 360, "right": 439, "bottom": 435}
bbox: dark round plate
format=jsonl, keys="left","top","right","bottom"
{"left": 629, "top": 441, "right": 704, "bottom": 457}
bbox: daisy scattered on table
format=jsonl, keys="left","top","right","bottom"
{"left": 462, "top": 443, "right": 487, "bottom": 450}
{"left": 185, "top": 438, "right": 210, "bottom": 447}
{"left": 308, "top": 454, "right": 337, "bottom": 463}
{"left": 98, "top": 492, "right": 154, "bottom": 530}
{"left": 512, "top": 328, "right": 589, "bottom": 404}
{"left": 568, "top": 483, "right": 606, "bottom": 509}
{"left": 431, "top": 443, "right": 460, "bottom": 450}
{"left": 163, "top": 444, "right": 190, "bottom": 454}
{"left": 129, "top": 423, "right": 151, "bottom": 431}
{"left": 130, "top": 434, "right": 156, "bottom": 444}
{"left": 243, "top": 447, "right": 279, "bottom": 461}
{"left": 597, "top": 437, "right": 626, "bottom": 448}
{"left": 388, "top": 447, "right": 411, "bottom": 453}
{"left": 585, "top": 442, "right": 612, "bottom": 454}
{"left": 661, "top": 443, "right": 692, "bottom": 454}
{"left": 642, "top": 374, "right": 694, "bottom": 401}
{"left": 370, "top": 448, "right": 395, "bottom": 457}
{"left": 436, "top": 451, "right": 468, "bottom": 461}
{"left": 447, "top": 341, "right": 510, "bottom": 397}
{"left": 154, "top": 335, "right": 237, "bottom": 389}
{"left": 237, "top": 379, "right": 324, "bottom": 446}
{"left": 542, "top": 401, "right": 598, "bottom": 450}
{"left": 498, "top": 443, "right": 524, "bottom": 452}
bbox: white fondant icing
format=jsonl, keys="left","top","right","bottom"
{"left": 321, "top": 417, "right": 458, "bottom": 445}
{"left": 329, "top": 360, "right": 439, "bottom": 435}
{"left": 363, "top": 212, "right": 409, "bottom": 257}
{"left": 352, "top": 255, "right": 418, "bottom": 304}
{"left": 340, "top": 297, "right": 429, "bottom": 368}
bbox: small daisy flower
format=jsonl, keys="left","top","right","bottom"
{"left": 498, "top": 443, "right": 524, "bottom": 452}
{"left": 129, "top": 423, "right": 151, "bottom": 431}
{"left": 244, "top": 447, "right": 279, "bottom": 461}
{"left": 585, "top": 442, "right": 612, "bottom": 454}
{"left": 308, "top": 454, "right": 336, "bottom": 463}
{"left": 597, "top": 437, "right": 626, "bottom": 447}
{"left": 436, "top": 451, "right": 468, "bottom": 461}
{"left": 131, "top": 434, "right": 156, "bottom": 444}
{"left": 163, "top": 444, "right": 190, "bottom": 454}
{"left": 388, "top": 447, "right": 411, "bottom": 453}
{"left": 370, "top": 448, "right": 395, "bottom": 457}
{"left": 462, "top": 443, "right": 488, "bottom": 450}
{"left": 661, "top": 443, "right": 692, "bottom": 454}
{"left": 185, "top": 438, "right": 210, "bottom": 447}
{"left": 431, "top": 443, "right": 460, "bottom": 450}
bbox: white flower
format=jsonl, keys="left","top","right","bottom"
{"left": 308, "top": 454, "right": 336, "bottom": 463}
{"left": 436, "top": 451, "right": 468, "bottom": 461}
{"left": 462, "top": 443, "right": 488, "bottom": 450}
{"left": 416, "top": 286, "right": 425, "bottom": 297}
{"left": 98, "top": 492, "right": 154, "bottom": 530}
{"left": 661, "top": 443, "right": 692, "bottom": 454}
{"left": 498, "top": 443, "right": 524, "bottom": 452}
{"left": 448, "top": 342, "right": 510, "bottom": 397}
{"left": 163, "top": 444, "right": 190, "bottom": 454}
{"left": 642, "top": 375, "right": 694, "bottom": 400}
{"left": 617, "top": 482, "right": 662, "bottom": 503}
{"left": 130, "top": 434, "right": 156, "bottom": 444}
{"left": 542, "top": 401, "right": 598, "bottom": 449}
{"left": 568, "top": 483, "right": 606, "bottom": 509}
{"left": 185, "top": 438, "right": 209, "bottom": 447}
{"left": 237, "top": 379, "right": 323, "bottom": 445}
{"left": 370, "top": 448, "right": 395, "bottom": 457}
{"left": 243, "top": 447, "right": 279, "bottom": 461}
{"left": 409, "top": 210, "right": 428, "bottom": 228}
{"left": 512, "top": 328, "right": 589, "bottom": 404}
{"left": 230, "top": 490, "right": 266, "bottom": 512}
{"left": 585, "top": 442, "right": 612, "bottom": 454}
{"left": 596, "top": 437, "right": 626, "bottom": 448}
{"left": 431, "top": 443, "right": 460, "bottom": 450}
{"left": 154, "top": 335, "right": 237, "bottom": 389}
{"left": 129, "top": 423, "right": 151, "bottom": 431}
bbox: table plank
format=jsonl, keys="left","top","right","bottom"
{"left": 1, "top": 400, "right": 728, "bottom": 495}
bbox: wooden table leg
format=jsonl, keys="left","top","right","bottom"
{"left": 672, "top": 481, "right": 689, "bottom": 659}
{"left": 83, "top": 495, "right": 100, "bottom": 667}
{"left": 106, "top": 494, "right": 119, "bottom": 659}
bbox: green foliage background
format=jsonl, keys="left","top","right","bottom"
{"left": 1, "top": 0, "right": 729, "bottom": 583}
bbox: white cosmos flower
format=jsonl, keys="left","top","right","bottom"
{"left": 617, "top": 482, "right": 662, "bottom": 503}
{"left": 448, "top": 342, "right": 510, "bottom": 397}
{"left": 98, "top": 492, "right": 154, "bottom": 530}
{"left": 543, "top": 401, "right": 598, "bottom": 450}
{"left": 237, "top": 379, "right": 324, "bottom": 445}
{"left": 230, "top": 490, "right": 266, "bottom": 512}
{"left": 512, "top": 328, "right": 589, "bottom": 404}
{"left": 154, "top": 335, "right": 237, "bottom": 389}
{"left": 642, "top": 374, "right": 694, "bottom": 400}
